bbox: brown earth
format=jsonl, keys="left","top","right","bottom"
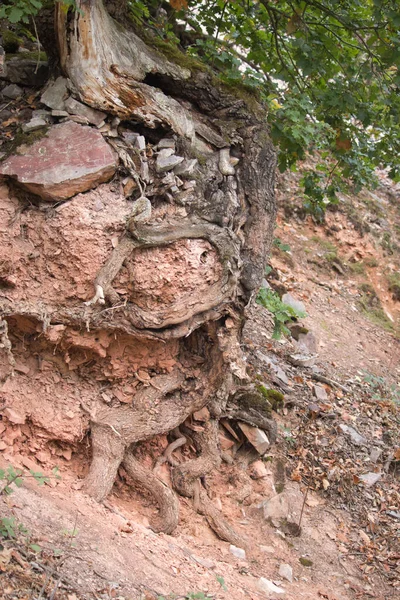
{"left": 1, "top": 169, "right": 399, "bottom": 600}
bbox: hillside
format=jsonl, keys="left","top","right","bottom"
{"left": 1, "top": 28, "right": 400, "bottom": 600}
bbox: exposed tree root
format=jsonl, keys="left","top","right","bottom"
{"left": 197, "top": 486, "right": 247, "bottom": 548}
{"left": 172, "top": 419, "right": 247, "bottom": 547}
{"left": 154, "top": 427, "right": 187, "bottom": 472}
{"left": 123, "top": 447, "right": 179, "bottom": 534}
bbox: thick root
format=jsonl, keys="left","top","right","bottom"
{"left": 123, "top": 448, "right": 179, "bottom": 534}
{"left": 198, "top": 485, "right": 247, "bottom": 548}
{"left": 172, "top": 419, "right": 247, "bottom": 547}
{"left": 83, "top": 423, "right": 126, "bottom": 502}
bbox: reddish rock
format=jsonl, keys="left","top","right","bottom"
{"left": 0, "top": 121, "right": 117, "bottom": 201}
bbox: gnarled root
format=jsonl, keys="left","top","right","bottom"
{"left": 84, "top": 423, "right": 126, "bottom": 501}
{"left": 172, "top": 419, "right": 247, "bottom": 547}
{"left": 197, "top": 485, "right": 246, "bottom": 548}
{"left": 123, "top": 448, "right": 179, "bottom": 534}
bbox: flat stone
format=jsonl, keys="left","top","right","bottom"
{"left": 52, "top": 109, "right": 69, "bottom": 117}
{"left": 158, "top": 138, "right": 176, "bottom": 149}
{"left": 279, "top": 563, "right": 293, "bottom": 583}
{"left": 135, "top": 136, "right": 146, "bottom": 151}
{"left": 156, "top": 154, "right": 184, "bottom": 173}
{"left": 22, "top": 117, "right": 48, "bottom": 133}
{"left": 258, "top": 577, "right": 285, "bottom": 595}
{"left": 1, "top": 57, "right": 48, "bottom": 86}
{"left": 261, "top": 493, "right": 289, "bottom": 522}
{"left": 250, "top": 460, "right": 269, "bottom": 479}
{"left": 64, "top": 97, "right": 106, "bottom": 127}
{"left": 174, "top": 158, "right": 198, "bottom": 177}
{"left": 2, "top": 83, "right": 23, "bottom": 99}
{"left": 288, "top": 353, "right": 317, "bottom": 368}
{"left": 0, "top": 121, "right": 117, "bottom": 202}
{"left": 3, "top": 407, "right": 26, "bottom": 424}
{"left": 297, "top": 331, "right": 319, "bottom": 354}
{"left": 313, "top": 384, "right": 328, "bottom": 401}
{"left": 370, "top": 448, "right": 382, "bottom": 463}
{"left": 238, "top": 422, "right": 270, "bottom": 455}
{"left": 41, "top": 77, "right": 69, "bottom": 110}
{"left": 282, "top": 293, "right": 306, "bottom": 315}
{"left": 158, "top": 147, "right": 174, "bottom": 159}
{"left": 359, "top": 472, "right": 382, "bottom": 488}
{"left": 122, "top": 131, "right": 139, "bottom": 144}
{"left": 339, "top": 424, "right": 367, "bottom": 446}
{"left": 229, "top": 545, "right": 246, "bottom": 560}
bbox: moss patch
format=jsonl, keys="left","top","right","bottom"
{"left": 357, "top": 283, "right": 394, "bottom": 332}
{"left": 299, "top": 557, "right": 313, "bottom": 567}
{"left": 1, "top": 30, "right": 22, "bottom": 53}
{"left": 0, "top": 128, "right": 50, "bottom": 162}
{"left": 257, "top": 385, "right": 284, "bottom": 411}
{"left": 6, "top": 50, "right": 47, "bottom": 62}
{"left": 387, "top": 272, "right": 400, "bottom": 301}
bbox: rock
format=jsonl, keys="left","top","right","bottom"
{"left": 261, "top": 493, "right": 289, "bottom": 522}
{"left": 158, "top": 138, "right": 176, "bottom": 149}
{"left": 193, "top": 406, "right": 210, "bottom": 422}
{"left": 282, "top": 293, "right": 306, "bottom": 315}
{"left": 307, "top": 403, "right": 321, "bottom": 417}
{"left": 21, "top": 456, "right": 39, "bottom": 472}
{"left": 41, "top": 77, "right": 69, "bottom": 110}
{"left": 156, "top": 154, "right": 184, "bottom": 173}
{"left": 229, "top": 545, "right": 246, "bottom": 560}
{"left": 312, "top": 384, "right": 328, "bottom": 401}
{"left": 339, "top": 424, "right": 367, "bottom": 447}
{"left": 260, "top": 545, "right": 275, "bottom": 554}
{"left": 359, "top": 472, "right": 382, "bottom": 488}
{"left": 296, "top": 331, "right": 319, "bottom": 354}
{"left": 0, "top": 121, "right": 117, "bottom": 202}
{"left": 3, "top": 407, "right": 26, "bottom": 424}
{"left": 157, "top": 147, "right": 175, "bottom": 159}
{"left": 22, "top": 117, "right": 48, "bottom": 133}
{"left": 0, "top": 441, "right": 7, "bottom": 451}
{"left": 2, "top": 57, "right": 48, "bottom": 86}
{"left": 2, "top": 83, "right": 23, "bottom": 99}
{"left": 288, "top": 353, "right": 317, "bottom": 368}
{"left": 122, "top": 131, "right": 139, "bottom": 144}
{"left": 238, "top": 422, "right": 270, "bottom": 455}
{"left": 174, "top": 158, "right": 198, "bottom": 177}
{"left": 65, "top": 97, "right": 106, "bottom": 127}
{"left": 258, "top": 577, "right": 285, "bottom": 595}
{"left": 191, "top": 555, "right": 215, "bottom": 569}
{"left": 250, "top": 460, "right": 269, "bottom": 479}
{"left": 52, "top": 110, "right": 69, "bottom": 117}
{"left": 370, "top": 448, "right": 382, "bottom": 463}
{"left": 288, "top": 324, "right": 309, "bottom": 339}
{"left": 135, "top": 135, "right": 146, "bottom": 151}
{"left": 279, "top": 563, "right": 293, "bottom": 583}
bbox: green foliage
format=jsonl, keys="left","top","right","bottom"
{"left": 256, "top": 287, "right": 306, "bottom": 339}
{"left": 0, "top": 463, "right": 60, "bottom": 540}
{"left": 273, "top": 237, "right": 291, "bottom": 253}
{"left": 0, "top": 516, "right": 28, "bottom": 539}
{"left": 363, "top": 371, "right": 400, "bottom": 406}
{"left": 126, "top": 0, "right": 400, "bottom": 212}
{"left": 0, "top": 1, "right": 78, "bottom": 24}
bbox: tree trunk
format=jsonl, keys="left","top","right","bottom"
{"left": 1, "top": 0, "right": 277, "bottom": 545}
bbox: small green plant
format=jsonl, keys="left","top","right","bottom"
{"left": 363, "top": 372, "right": 400, "bottom": 406}
{"left": 348, "top": 261, "right": 366, "bottom": 275}
{"left": 0, "top": 463, "right": 60, "bottom": 540}
{"left": 387, "top": 272, "right": 400, "bottom": 301}
{"left": 273, "top": 237, "right": 291, "bottom": 253}
{"left": 256, "top": 287, "right": 306, "bottom": 339}
{"left": 364, "top": 257, "right": 379, "bottom": 268}
{"left": 216, "top": 574, "right": 227, "bottom": 591}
